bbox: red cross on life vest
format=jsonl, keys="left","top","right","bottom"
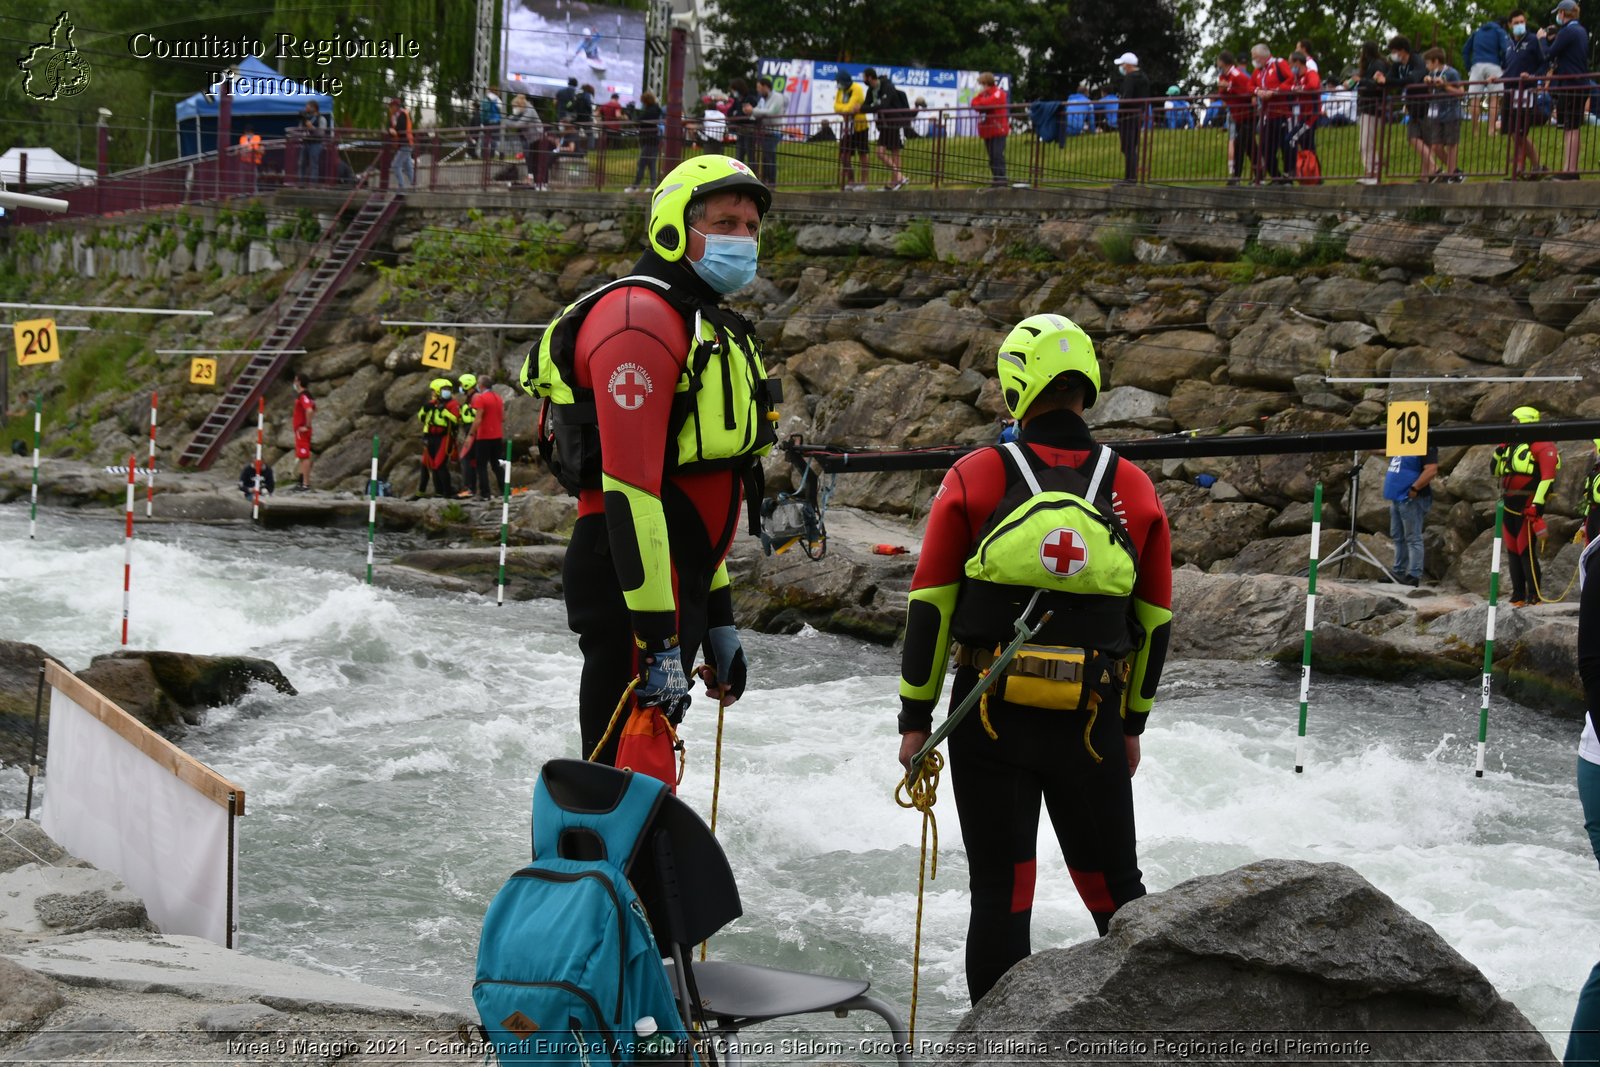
{"left": 610, "top": 367, "right": 649, "bottom": 410}
{"left": 1040, "top": 527, "right": 1088, "bottom": 577}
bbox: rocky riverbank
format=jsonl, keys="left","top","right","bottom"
{"left": 0, "top": 819, "right": 476, "bottom": 1065}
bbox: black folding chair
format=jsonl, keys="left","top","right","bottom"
{"left": 539, "top": 760, "right": 911, "bottom": 1067}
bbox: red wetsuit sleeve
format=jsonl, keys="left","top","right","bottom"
{"left": 1115, "top": 462, "right": 1173, "bottom": 612}
{"left": 575, "top": 287, "right": 690, "bottom": 644}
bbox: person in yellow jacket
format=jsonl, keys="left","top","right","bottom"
{"left": 833, "top": 70, "right": 870, "bottom": 190}
{"left": 416, "top": 377, "right": 460, "bottom": 498}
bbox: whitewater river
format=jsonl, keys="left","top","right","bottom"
{"left": 1, "top": 503, "right": 1594, "bottom": 1055}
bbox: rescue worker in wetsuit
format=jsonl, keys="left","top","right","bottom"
{"left": 1583, "top": 440, "right": 1600, "bottom": 545}
{"left": 520, "top": 156, "right": 777, "bottom": 765}
{"left": 1494, "top": 405, "right": 1560, "bottom": 606}
{"left": 456, "top": 372, "right": 480, "bottom": 499}
{"left": 417, "top": 377, "right": 460, "bottom": 498}
{"left": 896, "top": 314, "right": 1173, "bottom": 1004}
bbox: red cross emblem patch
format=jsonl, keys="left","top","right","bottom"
{"left": 607, "top": 363, "right": 653, "bottom": 411}
{"left": 1040, "top": 527, "right": 1088, "bottom": 577}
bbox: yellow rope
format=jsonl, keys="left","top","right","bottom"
{"left": 587, "top": 678, "right": 639, "bottom": 762}
{"left": 977, "top": 671, "right": 999, "bottom": 740}
{"left": 894, "top": 747, "right": 943, "bottom": 1045}
{"left": 1082, "top": 702, "right": 1103, "bottom": 763}
{"left": 1529, "top": 530, "right": 1580, "bottom": 604}
{"left": 699, "top": 696, "right": 728, "bottom": 964}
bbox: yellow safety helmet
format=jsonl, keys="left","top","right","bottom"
{"left": 429, "top": 377, "right": 452, "bottom": 393}
{"left": 648, "top": 155, "right": 771, "bottom": 262}
{"left": 458, "top": 373, "right": 477, "bottom": 389}
{"left": 995, "top": 314, "right": 1101, "bottom": 419}
{"left": 1512, "top": 405, "right": 1540, "bottom": 423}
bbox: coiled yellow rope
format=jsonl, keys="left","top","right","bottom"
{"left": 894, "top": 748, "right": 943, "bottom": 1044}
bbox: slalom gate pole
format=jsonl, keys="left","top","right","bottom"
{"left": 1478, "top": 499, "right": 1505, "bottom": 778}
{"left": 251, "top": 398, "right": 264, "bottom": 522}
{"left": 366, "top": 436, "right": 379, "bottom": 585}
{"left": 122, "top": 455, "right": 135, "bottom": 646}
{"left": 29, "top": 396, "right": 41, "bottom": 539}
{"left": 145, "top": 391, "right": 158, "bottom": 518}
{"left": 1296, "top": 483, "right": 1323, "bottom": 774}
{"left": 497, "top": 440, "right": 512, "bottom": 606}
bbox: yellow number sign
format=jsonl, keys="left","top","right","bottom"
{"left": 190, "top": 358, "right": 218, "bottom": 385}
{"left": 13, "top": 318, "right": 59, "bottom": 366}
{"left": 1386, "top": 400, "right": 1429, "bottom": 457}
{"left": 421, "top": 332, "right": 457, "bottom": 370}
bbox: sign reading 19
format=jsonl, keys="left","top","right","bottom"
{"left": 1386, "top": 401, "right": 1429, "bottom": 457}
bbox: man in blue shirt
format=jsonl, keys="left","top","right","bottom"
{"left": 1539, "top": 0, "right": 1590, "bottom": 178}
{"left": 1463, "top": 17, "right": 1511, "bottom": 126}
{"left": 1384, "top": 445, "right": 1439, "bottom": 585}
{"left": 1502, "top": 8, "right": 1549, "bottom": 177}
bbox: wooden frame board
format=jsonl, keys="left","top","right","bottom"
{"left": 43, "top": 660, "right": 246, "bottom": 815}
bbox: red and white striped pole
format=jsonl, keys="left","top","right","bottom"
{"left": 251, "top": 397, "right": 265, "bottom": 522}
{"left": 145, "top": 391, "right": 158, "bottom": 518}
{"left": 122, "top": 454, "right": 135, "bottom": 646}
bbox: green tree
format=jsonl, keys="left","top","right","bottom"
{"left": 1024, "top": 0, "right": 1199, "bottom": 97}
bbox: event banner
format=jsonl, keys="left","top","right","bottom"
{"left": 756, "top": 58, "right": 1010, "bottom": 136}
{"left": 504, "top": 0, "right": 647, "bottom": 101}
{"left": 40, "top": 664, "right": 241, "bottom": 946}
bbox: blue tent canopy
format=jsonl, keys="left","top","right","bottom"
{"left": 175, "top": 56, "right": 335, "bottom": 158}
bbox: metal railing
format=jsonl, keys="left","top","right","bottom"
{"left": 7, "top": 77, "right": 1596, "bottom": 225}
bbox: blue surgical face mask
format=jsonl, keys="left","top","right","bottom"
{"left": 689, "top": 228, "right": 759, "bottom": 294}
{"left": 1513, "top": 21, "right": 1527, "bottom": 35}
{"left": 440, "top": 388, "right": 452, "bottom": 400}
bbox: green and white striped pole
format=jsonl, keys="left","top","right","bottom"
{"left": 1477, "top": 498, "right": 1505, "bottom": 778}
{"left": 365, "top": 436, "right": 379, "bottom": 585}
{"left": 1296, "top": 482, "right": 1323, "bottom": 774}
{"left": 28, "top": 396, "right": 41, "bottom": 539}
{"left": 496, "top": 440, "right": 513, "bottom": 606}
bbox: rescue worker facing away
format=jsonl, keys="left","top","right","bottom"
{"left": 521, "top": 156, "right": 779, "bottom": 765}
{"left": 1494, "top": 405, "right": 1560, "bottom": 606}
{"left": 896, "top": 314, "right": 1173, "bottom": 1004}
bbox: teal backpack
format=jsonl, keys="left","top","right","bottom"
{"left": 474, "top": 766, "right": 694, "bottom": 1064}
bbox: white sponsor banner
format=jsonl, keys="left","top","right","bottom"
{"left": 41, "top": 663, "right": 242, "bottom": 946}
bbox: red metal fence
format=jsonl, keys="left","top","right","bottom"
{"left": 7, "top": 75, "right": 1597, "bottom": 225}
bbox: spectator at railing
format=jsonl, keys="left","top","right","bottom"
{"left": 1387, "top": 36, "right": 1431, "bottom": 181}
{"left": 1421, "top": 47, "right": 1465, "bottom": 182}
{"left": 239, "top": 125, "right": 262, "bottom": 193}
{"left": 480, "top": 87, "right": 504, "bottom": 159}
{"left": 574, "top": 84, "right": 595, "bottom": 150}
{"left": 833, "top": 71, "right": 871, "bottom": 189}
{"left": 1296, "top": 40, "right": 1320, "bottom": 74}
{"left": 867, "top": 69, "right": 912, "bottom": 188}
{"left": 1217, "top": 51, "right": 1255, "bottom": 184}
{"left": 1345, "top": 39, "right": 1388, "bottom": 183}
{"left": 1114, "top": 53, "right": 1150, "bottom": 182}
{"left": 598, "top": 92, "right": 625, "bottom": 149}
{"left": 1096, "top": 90, "right": 1120, "bottom": 131}
{"left": 1288, "top": 51, "right": 1321, "bottom": 179}
{"left": 972, "top": 71, "right": 1011, "bottom": 186}
{"left": 1251, "top": 43, "right": 1296, "bottom": 183}
{"left": 1163, "top": 86, "right": 1194, "bottom": 129}
{"left": 298, "top": 101, "right": 328, "bottom": 185}
{"left": 728, "top": 77, "right": 758, "bottom": 165}
{"left": 1501, "top": 8, "right": 1547, "bottom": 178}
{"left": 752, "top": 77, "right": 787, "bottom": 185}
{"left": 910, "top": 96, "right": 938, "bottom": 138}
{"left": 556, "top": 77, "right": 578, "bottom": 122}
{"left": 1538, "top": 0, "right": 1589, "bottom": 180}
{"left": 1321, "top": 83, "right": 1358, "bottom": 125}
{"left": 1463, "top": 15, "right": 1510, "bottom": 127}
{"left": 388, "top": 96, "right": 415, "bottom": 190}
{"left": 513, "top": 94, "right": 556, "bottom": 190}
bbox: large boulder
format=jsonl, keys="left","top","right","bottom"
{"left": 1168, "top": 500, "right": 1275, "bottom": 570}
{"left": 1225, "top": 318, "right": 1326, "bottom": 388}
{"left": 1431, "top": 234, "right": 1521, "bottom": 279}
{"left": 1162, "top": 216, "right": 1249, "bottom": 260}
{"left": 0, "top": 640, "right": 54, "bottom": 767}
{"left": 1300, "top": 276, "right": 1379, "bottom": 322}
{"left": 1567, "top": 299, "right": 1600, "bottom": 336}
{"left": 1502, "top": 321, "right": 1566, "bottom": 367}
{"left": 937, "top": 860, "right": 1556, "bottom": 1067}
{"left": 1373, "top": 285, "right": 1526, "bottom": 363}
{"left": 1114, "top": 288, "right": 1210, "bottom": 335}
{"left": 1539, "top": 219, "right": 1600, "bottom": 271}
{"left": 1106, "top": 330, "right": 1221, "bottom": 393}
{"left": 0, "top": 957, "right": 65, "bottom": 1038}
{"left": 1084, "top": 387, "right": 1171, "bottom": 431}
{"left": 1528, "top": 275, "right": 1595, "bottom": 328}
{"left": 1345, "top": 219, "right": 1449, "bottom": 270}
{"left": 74, "top": 652, "right": 296, "bottom": 733}
{"left": 858, "top": 297, "right": 987, "bottom": 365}
{"left": 1167, "top": 382, "right": 1291, "bottom": 431}
{"left": 786, "top": 341, "right": 883, "bottom": 398}
{"left": 1206, "top": 277, "right": 1300, "bottom": 340}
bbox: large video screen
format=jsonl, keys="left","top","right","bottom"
{"left": 503, "top": 0, "right": 648, "bottom": 102}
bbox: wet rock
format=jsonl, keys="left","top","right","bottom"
{"left": 730, "top": 542, "right": 912, "bottom": 643}
{"left": 1106, "top": 330, "right": 1221, "bottom": 394}
{"left": 384, "top": 546, "right": 567, "bottom": 600}
{"left": 1432, "top": 234, "right": 1520, "bottom": 279}
{"left": 75, "top": 652, "right": 296, "bottom": 733}
{"left": 940, "top": 859, "right": 1556, "bottom": 1067}
{"left": 0, "top": 640, "right": 54, "bottom": 768}
{"left": 1345, "top": 219, "right": 1448, "bottom": 269}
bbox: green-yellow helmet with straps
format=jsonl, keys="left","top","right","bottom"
{"left": 996, "top": 314, "right": 1101, "bottom": 420}
{"left": 458, "top": 373, "right": 477, "bottom": 390}
{"left": 1512, "top": 405, "right": 1540, "bottom": 423}
{"left": 429, "top": 377, "right": 452, "bottom": 393}
{"left": 648, "top": 156, "right": 772, "bottom": 262}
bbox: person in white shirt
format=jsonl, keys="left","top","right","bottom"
{"left": 751, "top": 76, "right": 787, "bottom": 185}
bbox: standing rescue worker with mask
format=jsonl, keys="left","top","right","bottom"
{"left": 455, "top": 373, "right": 480, "bottom": 499}
{"left": 1583, "top": 440, "right": 1600, "bottom": 545}
{"left": 896, "top": 314, "right": 1173, "bottom": 1004}
{"left": 521, "top": 156, "right": 780, "bottom": 765}
{"left": 1494, "top": 405, "right": 1560, "bottom": 606}
{"left": 417, "top": 378, "right": 461, "bottom": 498}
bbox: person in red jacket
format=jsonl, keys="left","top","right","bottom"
{"left": 1495, "top": 405, "right": 1561, "bottom": 606}
{"left": 462, "top": 372, "right": 506, "bottom": 500}
{"left": 1288, "top": 50, "right": 1322, "bottom": 177}
{"left": 291, "top": 373, "right": 315, "bottom": 491}
{"left": 1250, "top": 43, "right": 1296, "bottom": 182}
{"left": 897, "top": 314, "right": 1173, "bottom": 1005}
{"left": 522, "top": 156, "right": 776, "bottom": 765}
{"left": 971, "top": 71, "right": 1011, "bottom": 186}
{"left": 1216, "top": 51, "right": 1256, "bottom": 184}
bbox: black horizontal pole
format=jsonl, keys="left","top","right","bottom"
{"left": 787, "top": 420, "right": 1600, "bottom": 473}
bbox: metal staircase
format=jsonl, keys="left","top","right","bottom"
{"left": 178, "top": 184, "right": 404, "bottom": 469}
